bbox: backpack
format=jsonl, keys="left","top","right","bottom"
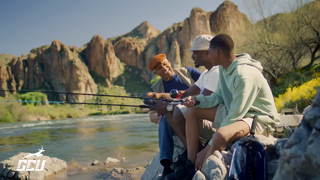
{"left": 227, "top": 116, "right": 267, "bottom": 180}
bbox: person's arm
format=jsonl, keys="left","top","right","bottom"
{"left": 206, "top": 78, "right": 260, "bottom": 146}
{"left": 180, "top": 86, "right": 213, "bottom": 98}
{"left": 194, "top": 81, "right": 224, "bottom": 109}
{"left": 180, "top": 85, "right": 200, "bottom": 98}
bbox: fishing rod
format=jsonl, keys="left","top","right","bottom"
{"left": 0, "top": 100, "right": 151, "bottom": 108}
{"left": 0, "top": 89, "right": 175, "bottom": 102}
{"left": 0, "top": 89, "right": 199, "bottom": 107}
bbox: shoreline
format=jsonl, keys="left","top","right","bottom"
{"left": 0, "top": 105, "right": 149, "bottom": 124}
{"left": 45, "top": 157, "right": 149, "bottom": 180}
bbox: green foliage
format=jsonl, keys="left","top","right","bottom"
{"left": 274, "top": 77, "right": 320, "bottom": 112}
{"left": 150, "top": 76, "right": 161, "bottom": 84}
{"left": 113, "top": 65, "right": 150, "bottom": 93}
{"left": 243, "top": 0, "right": 320, "bottom": 85}
{"left": 85, "top": 84, "right": 145, "bottom": 115}
{"left": 272, "top": 65, "right": 320, "bottom": 97}
{"left": 30, "top": 45, "right": 50, "bottom": 52}
{"left": 18, "top": 92, "right": 48, "bottom": 106}
{"left": 0, "top": 106, "right": 15, "bottom": 123}
{"left": 0, "top": 97, "right": 29, "bottom": 123}
{"left": 89, "top": 71, "right": 108, "bottom": 86}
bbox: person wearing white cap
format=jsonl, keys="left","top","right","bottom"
{"left": 164, "top": 34, "right": 220, "bottom": 174}
{"left": 149, "top": 34, "right": 220, "bottom": 180}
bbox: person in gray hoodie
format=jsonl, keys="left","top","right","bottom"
{"left": 165, "top": 34, "right": 280, "bottom": 180}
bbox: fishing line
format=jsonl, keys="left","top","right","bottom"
{"left": 0, "top": 100, "right": 151, "bottom": 108}
{"left": 0, "top": 89, "right": 173, "bottom": 102}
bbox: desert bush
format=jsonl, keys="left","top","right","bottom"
{"left": 272, "top": 64, "right": 320, "bottom": 97}
{"left": 274, "top": 77, "right": 320, "bottom": 112}
{"left": 0, "top": 101, "right": 29, "bottom": 123}
{"left": 19, "top": 92, "right": 48, "bottom": 106}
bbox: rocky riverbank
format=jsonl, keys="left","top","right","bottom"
{"left": 0, "top": 153, "right": 149, "bottom": 180}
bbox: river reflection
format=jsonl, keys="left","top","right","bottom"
{"left": 0, "top": 114, "right": 159, "bottom": 168}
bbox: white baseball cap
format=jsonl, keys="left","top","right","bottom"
{"left": 189, "top": 34, "right": 214, "bottom": 51}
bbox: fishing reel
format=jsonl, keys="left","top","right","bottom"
{"left": 170, "top": 89, "right": 182, "bottom": 99}
{"left": 170, "top": 89, "right": 200, "bottom": 106}
{"left": 143, "top": 89, "right": 200, "bottom": 106}
{"left": 143, "top": 98, "right": 154, "bottom": 106}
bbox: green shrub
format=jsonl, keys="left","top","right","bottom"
{"left": 272, "top": 65, "right": 320, "bottom": 97}
{"left": 0, "top": 102, "right": 29, "bottom": 123}
{"left": 0, "top": 105, "right": 15, "bottom": 123}
{"left": 113, "top": 65, "right": 151, "bottom": 93}
{"left": 19, "top": 92, "right": 48, "bottom": 106}
{"left": 274, "top": 77, "right": 320, "bottom": 112}
{"left": 150, "top": 76, "right": 161, "bottom": 84}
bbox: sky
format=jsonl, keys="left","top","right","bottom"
{"left": 0, "top": 0, "right": 289, "bottom": 56}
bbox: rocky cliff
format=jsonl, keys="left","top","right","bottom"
{"left": 121, "top": 2, "right": 250, "bottom": 82}
{"left": 1, "top": 40, "right": 97, "bottom": 102}
{"left": 0, "top": 1, "right": 250, "bottom": 100}
{"left": 84, "top": 35, "right": 123, "bottom": 87}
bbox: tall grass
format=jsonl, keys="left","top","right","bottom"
{"left": 0, "top": 97, "right": 29, "bottom": 123}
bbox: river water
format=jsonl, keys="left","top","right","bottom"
{"left": 0, "top": 114, "right": 159, "bottom": 179}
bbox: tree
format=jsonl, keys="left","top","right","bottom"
{"left": 241, "top": 0, "right": 320, "bottom": 85}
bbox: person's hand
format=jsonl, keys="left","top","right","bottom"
{"left": 150, "top": 100, "right": 168, "bottom": 115}
{"left": 146, "top": 92, "right": 163, "bottom": 98}
{"left": 182, "top": 96, "right": 196, "bottom": 108}
{"left": 149, "top": 111, "right": 162, "bottom": 124}
{"left": 196, "top": 145, "right": 210, "bottom": 170}
{"left": 201, "top": 145, "right": 215, "bottom": 170}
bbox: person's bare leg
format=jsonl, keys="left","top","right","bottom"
{"left": 186, "top": 106, "right": 218, "bottom": 164}
{"left": 200, "top": 121, "right": 250, "bottom": 169}
{"left": 164, "top": 113, "right": 187, "bottom": 147}
{"left": 170, "top": 107, "right": 187, "bottom": 147}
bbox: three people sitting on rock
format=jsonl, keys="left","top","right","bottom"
{"left": 147, "top": 34, "right": 280, "bottom": 180}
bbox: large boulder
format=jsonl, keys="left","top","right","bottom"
{"left": 273, "top": 88, "right": 320, "bottom": 180}
{"left": 0, "top": 152, "right": 67, "bottom": 180}
{"left": 141, "top": 136, "right": 185, "bottom": 180}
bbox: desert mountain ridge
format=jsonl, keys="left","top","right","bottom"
{"left": 0, "top": 0, "right": 282, "bottom": 102}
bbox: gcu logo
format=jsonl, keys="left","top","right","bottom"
{"left": 16, "top": 146, "right": 46, "bottom": 171}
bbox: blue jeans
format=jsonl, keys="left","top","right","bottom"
{"left": 158, "top": 115, "right": 174, "bottom": 163}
